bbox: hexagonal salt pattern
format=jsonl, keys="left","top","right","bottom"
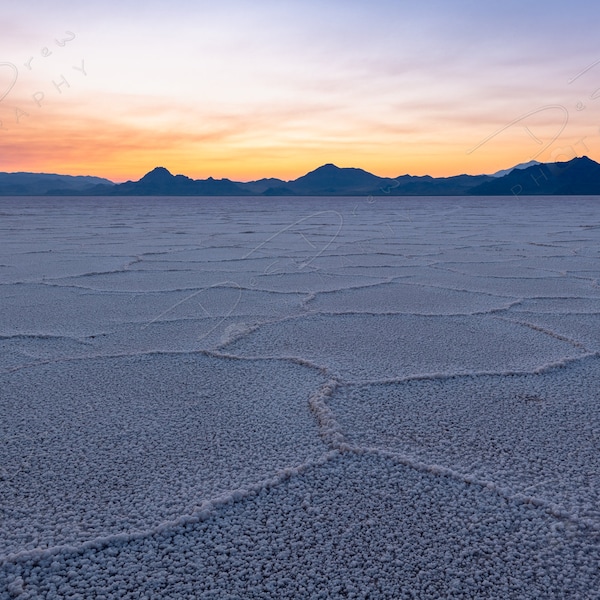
{"left": 2, "top": 195, "right": 600, "bottom": 599}
{"left": 330, "top": 357, "right": 600, "bottom": 526}
{"left": 2, "top": 453, "right": 598, "bottom": 599}
{"left": 0, "top": 354, "right": 326, "bottom": 555}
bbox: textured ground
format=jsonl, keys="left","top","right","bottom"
{"left": 1, "top": 196, "right": 599, "bottom": 598}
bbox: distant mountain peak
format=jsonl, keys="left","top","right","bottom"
{"left": 471, "top": 155, "right": 600, "bottom": 195}
{"left": 307, "top": 163, "right": 341, "bottom": 174}
{"left": 137, "top": 167, "right": 177, "bottom": 185}
{"left": 491, "top": 160, "right": 541, "bottom": 178}
{"left": 292, "top": 163, "right": 386, "bottom": 194}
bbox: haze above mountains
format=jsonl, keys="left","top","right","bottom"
{"left": 1, "top": 157, "right": 600, "bottom": 196}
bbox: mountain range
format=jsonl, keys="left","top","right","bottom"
{"left": 1, "top": 157, "right": 600, "bottom": 196}
{"left": 0, "top": 173, "right": 113, "bottom": 195}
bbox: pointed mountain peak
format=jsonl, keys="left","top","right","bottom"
{"left": 139, "top": 167, "right": 174, "bottom": 181}
{"left": 308, "top": 163, "right": 340, "bottom": 174}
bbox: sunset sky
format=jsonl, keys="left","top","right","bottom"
{"left": 2, "top": 0, "right": 600, "bottom": 182}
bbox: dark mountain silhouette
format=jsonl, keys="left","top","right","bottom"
{"left": 490, "top": 160, "right": 540, "bottom": 178}
{"left": 388, "top": 174, "right": 492, "bottom": 195}
{"left": 241, "top": 177, "right": 287, "bottom": 194}
{"left": 0, "top": 172, "right": 113, "bottom": 195}
{"left": 469, "top": 156, "right": 600, "bottom": 195}
{"left": 3, "top": 157, "right": 600, "bottom": 196}
{"left": 252, "top": 164, "right": 491, "bottom": 196}
{"left": 109, "top": 167, "right": 250, "bottom": 196}
{"left": 285, "top": 163, "right": 394, "bottom": 195}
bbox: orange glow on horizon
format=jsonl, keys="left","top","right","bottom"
{"left": 4, "top": 109, "right": 598, "bottom": 183}
{"left": 2, "top": 38, "right": 600, "bottom": 184}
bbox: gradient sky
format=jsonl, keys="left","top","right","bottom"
{"left": 2, "top": 0, "right": 600, "bottom": 182}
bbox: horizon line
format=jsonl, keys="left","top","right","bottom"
{"left": 1, "top": 156, "right": 577, "bottom": 185}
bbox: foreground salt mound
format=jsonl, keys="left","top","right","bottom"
{"left": 306, "top": 280, "right": 516, "bottom": 315}
{"left": 505, "top": 312, "right": 600, "bottom": 352}
{"left": 0, "top": 282, "right": 303, "bottom": 336}
{"left": 331, "top": 357, "right": 600, "bottom": 525}
{"left": 51, "top": 269, "right": 245, "bottom": 293}
{"left": 511, "top": 297, "right": 600, "bottom": 314}
{"left": 240, "top": 270, "right": 390, "bottom": 294}
{"left": 0, "top": 353, "right": 326, "bottom": 555}
{"left": 224, "top": 313, "right": 586, "bottom": 382}
{"left": 49, "top": 262, "right": 377, "bottom": 295}
{"left": 0, "top": 253, "right": 129, "bottom": 285}
{"left": 408, "top": 268, "right": 600, "bottom": 299}
{"left": 517, "top": 254, "right": 600, "bottom": 273}
{"left": 432, "top": 260, "right": 567, "bottom": 278}
{"left": 2, "top": 453, "right": 598, "bottom": 599}
{"left": 0, "top": 282, "right": 307, "bottom": 369}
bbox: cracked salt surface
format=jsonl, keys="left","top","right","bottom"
{"left": 3, "top": 453, "right": 599, "bottom": 599}
{"left": 305, "top": 280, "right": 517, "bottom": 315}
{"left": 1, "top": 195, "right": 600, "bottom": 598}
{"left": 332, "top": 357, "right": 600, "bottom": 526}
{"left": 224, "top": 313, "right": 587, "bottom": 382}
{"left": 0, "top": 354, "right": 327, "bottom": 555}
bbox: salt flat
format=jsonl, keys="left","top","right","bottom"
{"left": 1, "top": 196, "right": 599, "bottom": 598}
